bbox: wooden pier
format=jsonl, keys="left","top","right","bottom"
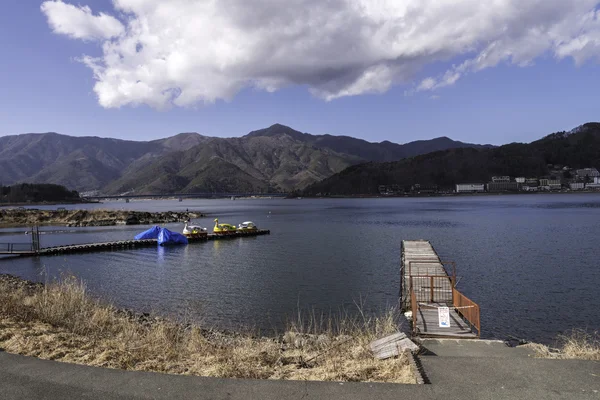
{"left": 401, "top": 240, "right": 480, "bottom": 339}
{"left": 0, "top": 229, "right": 270, "bottom": 257}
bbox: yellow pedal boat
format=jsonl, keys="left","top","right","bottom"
{"left": 213, "top": 218, "right": 237, "bottom": 233}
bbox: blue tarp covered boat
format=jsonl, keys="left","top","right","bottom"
{"left": 134, "top": 226, "right": 188, "bottom": 246}
{"left": 134, "top": 226, "right": 161, "bottom": 240}
{"left": 157, "top": 228, "right": 188, "bottom": 246}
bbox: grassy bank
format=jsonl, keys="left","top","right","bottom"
{"left": 0, "top": 275, "right": 416, "bottom": 383}
{"left": 527, "top": 330, "right": 600, "bottom": 360}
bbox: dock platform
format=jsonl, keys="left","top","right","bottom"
{"left": 0, "top": 229, "right": 270, "bottom": 257}
{"left": 401, "top": 240, "right": 480, "bottom": 339}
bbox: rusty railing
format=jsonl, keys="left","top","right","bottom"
{"left": 410, "top": 275, "right": 455, "bottom": 303}
{"left": 408, "top": 260, "right": 456, "bottom": 279}
{"left": 452, "top": 288, "right": 481, "bottom": 337}
{"left": 410, "top": 287, "right": 418, "bottom": 336}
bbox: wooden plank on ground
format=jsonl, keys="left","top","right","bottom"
{"left": 370, "top": 332, "right": 419, "bottom": 359}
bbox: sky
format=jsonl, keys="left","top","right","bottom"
{"left": 0, "top": 0, "right": 599, "bottom": 145}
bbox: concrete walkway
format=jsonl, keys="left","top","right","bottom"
{"left": 0, "top": 348, "right": 598, "bottom": 400}
{"left": 418, "top": 339, "right": 599, "bottom": 399}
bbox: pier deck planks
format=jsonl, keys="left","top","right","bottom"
{"left": 401, "top": 240, "right": 476, "bottom": 338}
{"left": 416, "top": 304, "right": 478, "bottom": 338}
{"left": 401, "top": 240, "right": 453, "bottom": 306}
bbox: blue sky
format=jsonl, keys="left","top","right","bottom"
{"left": 1, "top": 0, "right": 599, "bottom": 145}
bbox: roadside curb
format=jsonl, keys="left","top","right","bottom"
{"left": 406, "top": 351, "right": 427, "bottom": 384}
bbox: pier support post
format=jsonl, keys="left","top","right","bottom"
{"left": 31, "top": 226, "right": 40, "bottom": 254}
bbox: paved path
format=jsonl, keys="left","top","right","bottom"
{"left": 0, "top": 350, "right": 598, "bottom": 399}
{"left": 418, "top": 339, "right": 599, "bottom": 399}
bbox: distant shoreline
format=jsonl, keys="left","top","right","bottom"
{"left": 0, "top": 209, "right": 205, "bottom": 228}
{"left": 298, "top": 190, "right": 600, "bottom": 199}
{"left": 0, "top": 200, "right": 101, "bottom": 207}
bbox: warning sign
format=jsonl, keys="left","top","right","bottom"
{"left": 438, "top": 307, "right": 450, "bottom": 328}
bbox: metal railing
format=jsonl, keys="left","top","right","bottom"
{"left": 0, "top": 243, "right": 34, "bottom": 253}
{"left": 401, "top": 250, "right": 481, "bottom": 337}
{"left": 453, "top": 288, "right": 481, "bottom": 337}
{"left": 410, "top": 275, "right": 455, "bottom": 303}
{"left": 408, "top": 275, "right": 481, "bottom": 337}
{"left": 408, "top": 260, "right": 457, "bottom": 279}
{"left": 410, "top": 287, "right": 418, "bottom": 336}
{"left": 402, "top": 260, "right": 457, "bottom": 309}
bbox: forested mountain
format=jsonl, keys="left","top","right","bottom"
{"left": 247, "top": 124, "right": 492, "bottom": 162}
{"left": 0, "top": 124, "right": 486, "bottom": 194}
{"left": 0, "top": 133, "right": 163, "bottom": 191}
{"left": 303, "top": 123, "right": 600, "bottom": 195}
{"left": 0, "top": 183, "right": 79, "bottom": 203}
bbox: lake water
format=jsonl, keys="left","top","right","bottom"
{"left": 1, "top": 194, "right": 599, "bottom": 343}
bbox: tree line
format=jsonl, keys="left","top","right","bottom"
{"left": 0, "top": 183, "right": 80, "bottom": 204}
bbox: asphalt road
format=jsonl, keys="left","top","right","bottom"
{"left": 0, "top": 350, "right": 598, "bottom": 399}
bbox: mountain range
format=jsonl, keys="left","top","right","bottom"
{"left": 0, "top": 124, "right": 489, "bottom": 194}
{"left": 303, "top": 123, "right": 600, "bottom": 195}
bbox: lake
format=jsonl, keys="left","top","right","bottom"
{"left": 1, "top": 194, "right": 599, "bottom": 343}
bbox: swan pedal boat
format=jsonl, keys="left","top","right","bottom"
{"left": 238, "top": 221, "right": 257, "bottom": 231}
{"left": 213, "top": 218, "right": 237, "bottom": 234}
{"left": 183, "top": 221, "right": 208, "bottom": 238}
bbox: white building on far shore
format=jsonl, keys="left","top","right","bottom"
{"left": 576, "top": 168, "right": 600, "bottom": 179}
{"left": 456, "top": 183, "right": 485, "bottom": 193}
{"left": 522, "top": 185, "right": 538, "bottom": 192}
{"left": 587, "top": 176, "right": 600, "bottom": 189}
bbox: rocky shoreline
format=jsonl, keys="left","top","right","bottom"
{"left": 0, "top": 274, "right": 43, "bottom": 294}
{"left": 0, "top": 209, "right": 205, "bottom": 228}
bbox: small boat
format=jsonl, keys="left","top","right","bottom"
{"left": 213, "top": 218, "right": 237, "bottom": 234}
{"left": 238, "top": 221, "right": 257, "bottom": 231}
{"left": 183, "top": 220, "right": 208, "bottom": 238}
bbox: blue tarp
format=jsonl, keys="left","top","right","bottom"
{"left": 157, "top": 228, "right": 188, "bottom": 246}
{"left": 134, "top": 226, "right": 161, "bottom": 240}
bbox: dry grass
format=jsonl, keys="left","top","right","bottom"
{"left": 0, "top": 275, "right": 416, "bottom": 383}
{"left": 527, "top": 330, "right": 600, "bottom": 360}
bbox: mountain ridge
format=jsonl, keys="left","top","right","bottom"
{"left": 0, "top": 124, "right": 491, "bottom": 194}
{"left": 303, "top": 122, "right": 600, "bottom": 196}
{"left": 246, "top": 124, "right": 493, "bottom": 163}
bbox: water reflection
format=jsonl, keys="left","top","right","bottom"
{"left": 1, "top": 194, "right": 599, "bottom": 343}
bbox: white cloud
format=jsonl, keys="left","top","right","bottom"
{"left": 41, "top": 1, "right": 125, "bottom": 40}
{"left": 554, "top": 9, "right": 600, "bottom": 65}
{"left": 417, "top": 78, "right": 436, "bottom": 92}
{"left": 415, "top": 3, "right": 600, "bottom": 92}
{"left": 42, "top": 0, "right": 600, "bottom": 108}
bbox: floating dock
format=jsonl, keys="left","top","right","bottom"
{"left": 401, "top": 240, "right": 480, "bottom": 339}
{"left": 0, "top": 229, "right": 270, "bottom": 257}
